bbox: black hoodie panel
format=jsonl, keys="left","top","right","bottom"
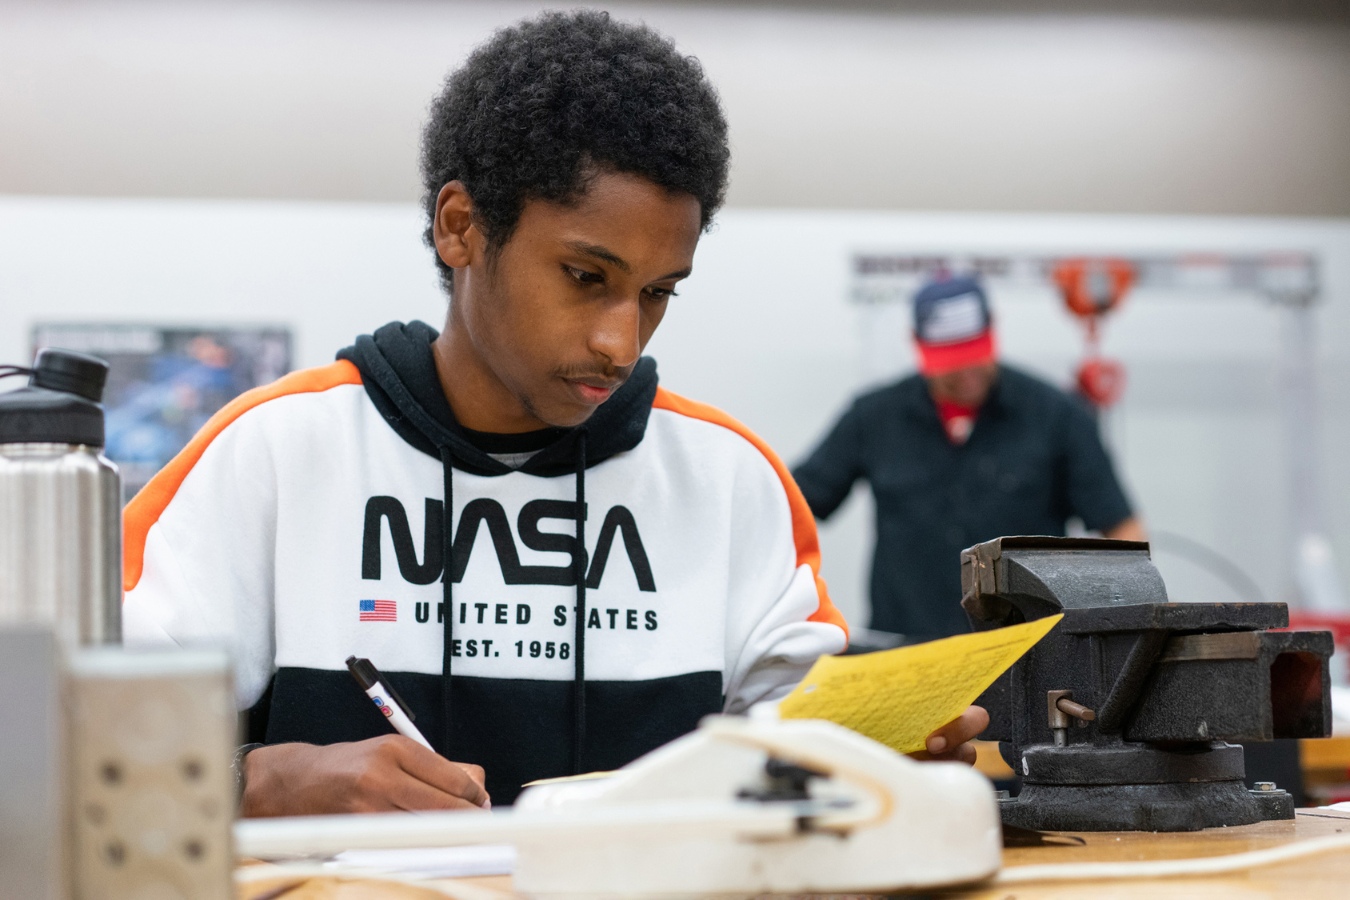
{"left": 337, "top": 321, "right": 658, "bottom": 478}
{"left": 262, "top": 667, "right": 723, "bottom": 805}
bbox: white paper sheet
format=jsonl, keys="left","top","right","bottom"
{"left": 328, "top": 844, "right": 516, "bottom": 879}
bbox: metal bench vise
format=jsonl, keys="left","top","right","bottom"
{"left": 963, "top": 536, "right": 1333, "bottom": 832}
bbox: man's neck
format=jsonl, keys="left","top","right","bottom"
{"left": 928, "top": 389, "right": 989, "bottom": 415}
{"left": 431, "top": 322, "right": 543, "bottom": 434}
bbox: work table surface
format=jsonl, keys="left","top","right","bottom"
{"left": 237, "top": 808, "right": 1350, "bottom": 899}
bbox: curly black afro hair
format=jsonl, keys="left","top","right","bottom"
{"left": 420, "top": 9, "right": 730, "bottom": 294}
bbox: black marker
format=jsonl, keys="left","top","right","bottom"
{"left": 345, "top": 655, "right": 433, "bottom": 750}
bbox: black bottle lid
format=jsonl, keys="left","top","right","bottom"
{"left": 0, "top": 349, "right": 109, "bottom": 447}
{"left": 31, "top": 348, "right": 108, "bottom": 402}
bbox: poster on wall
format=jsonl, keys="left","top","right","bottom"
{"left": 31, "top": 324, "right": 292, "bottom": 501}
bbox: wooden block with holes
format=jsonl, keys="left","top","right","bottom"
{"left": 67, "top": 648, "right": 235, "bottom": 900}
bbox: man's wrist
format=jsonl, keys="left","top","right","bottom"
{"left": 232, "top": 742, "right": 265, "bottom": 802}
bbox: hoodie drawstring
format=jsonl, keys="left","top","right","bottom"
{"left": 440, "top": 447, "right": 455, "bottom": 758}
{"left": 572, "top": 429, "right": 588, "bottom": 775}
{"left": 439, "top": 431, "right": 589, "bottom": 776}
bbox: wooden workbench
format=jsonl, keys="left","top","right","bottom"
{"left": 237, "top": 808, "right": 1350, "bottom": 899}
{"left": 952, "top": 808, "right": 1350, "bottom": 899}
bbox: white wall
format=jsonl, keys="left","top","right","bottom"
{"left": 1, "top": 1, "right": 1347, "bottom": 216}
{"left": 4, "top": 196, "right": 1349, "bottom": 628}
{"left": 0, "top": 196, "right": 446, "bottom": 372}
{"left": 651, "top": 209, "right": 1350, "bottom": 624}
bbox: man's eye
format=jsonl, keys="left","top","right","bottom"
{"left": 564, "top": 265, "right": 604, "bottom": 285}
{"left": 644, "top": 287, "right": 678, "bottom": 301}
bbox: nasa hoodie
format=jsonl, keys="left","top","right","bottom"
{"left": 123, "top": 321, "right": 847, "bottom": 803}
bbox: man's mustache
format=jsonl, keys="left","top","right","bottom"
{"left": 555, "top": 362, "right": 633, "bottom": 386}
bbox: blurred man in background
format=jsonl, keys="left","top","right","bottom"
{"left": 793, "top": 276, "right": 1144, "bottom": 641}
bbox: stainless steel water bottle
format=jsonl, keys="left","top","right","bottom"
{"left": 0, "top": 349, "right": 121, "bottom": 645}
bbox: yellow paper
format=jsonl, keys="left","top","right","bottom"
{"left": 779, "top": 614, "right": 1063, "bottom": 754}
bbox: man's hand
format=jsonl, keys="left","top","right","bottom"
{"left": 240, "top": 735, "right": 490, "bottom": 817}
{"left": 911, "top": 705, "right": 990, "bottom": 764}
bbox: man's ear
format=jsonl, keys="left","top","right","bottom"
{"left": 433, "top": 181, "right": 480, "bottom": 269}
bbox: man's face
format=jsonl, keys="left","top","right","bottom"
{"left": 434, "top": 171, "right": 702, "bottom": 432}
{"left": 924, "top": 361, "right": 999, "bottom": 409}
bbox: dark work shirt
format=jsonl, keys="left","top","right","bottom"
{"left": 792, "top": 365, "right": 1133, "bottom": 640}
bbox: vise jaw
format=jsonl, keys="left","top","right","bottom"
{"left": 963, "top": 536, "right": 1332, "bottom": 832}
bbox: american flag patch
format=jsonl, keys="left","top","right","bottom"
{"left": 359, "top": 599, "right": 397, "bottom": 622}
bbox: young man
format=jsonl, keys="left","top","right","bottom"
{"left": 794, "top": 276, "right": 1144, "bottom": 641}
{"left": 124, "top": 11, "right": 985, "bottom": 815}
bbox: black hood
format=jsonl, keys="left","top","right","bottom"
{"left": 338, "top": 320, "right": 658, "bottom": 478}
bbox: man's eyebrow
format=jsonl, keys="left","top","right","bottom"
{"left": 566, "top": 241, "right": 631, "bottom": 273}
{"left": 564, "top": 241, "right": 692, "bottom": 281}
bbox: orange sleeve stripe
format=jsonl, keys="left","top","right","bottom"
{"left": 651, "top": 387, "right": 848, "bottom": 637}
{"left": 122, "top": 360, "right": 364, "bottom": 593}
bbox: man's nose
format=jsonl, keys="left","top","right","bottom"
{"left": 588, "top": 295, "right": 642, "bottom": 369}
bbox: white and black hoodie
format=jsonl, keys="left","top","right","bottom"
{"left": 124, "top": 321, "right": 848, "bottom": 803}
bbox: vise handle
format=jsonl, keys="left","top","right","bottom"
{"left": 1047, "top": 690, "right": 1096, "bottom": 746}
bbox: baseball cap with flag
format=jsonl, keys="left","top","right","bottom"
{"left": 912, "top": 276, "right": 998, "bottom": 376}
